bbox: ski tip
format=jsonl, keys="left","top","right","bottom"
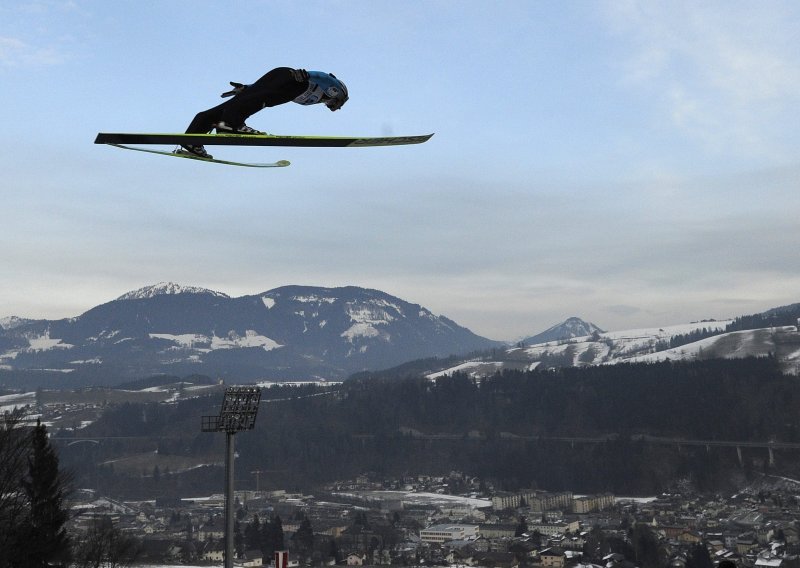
{"left": 277, "top": 160, "right": 291, "bottom": 167}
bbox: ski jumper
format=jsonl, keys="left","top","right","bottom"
{"left": 186, "top": 67, "right": 347, "bottom": 133}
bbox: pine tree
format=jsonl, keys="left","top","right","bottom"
{"left": 630, "top": 523, "right": 660, "bottom": 568}
{"left": 686, "top": 542, "right": 713, "bottom": 568}
{"left": 245, "top": 514, "right": 262, "bottom": 551}
{"left": 0, "top": 411, "right": 31, "bottom": 568}
{"left": 515, "top": 516, "right": 528, "bottom": 537}
{"left": 328, "top": 539, "right": 341, "bottom": 563}
{"left": 17, "top": 420, "right": 71, "bottom": 567}
{"left": 262, "top": 515, "right": 285, "bottom": 556}
{"left": 292, "top": 518, "right": 314, "bottom": 556}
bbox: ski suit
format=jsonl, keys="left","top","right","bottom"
{"left": 185, "top": 67, "right": 347, "bottom": 134}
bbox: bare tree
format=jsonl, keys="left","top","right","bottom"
{"left": 72, "top": 516, "right": 140, "bottom": 568}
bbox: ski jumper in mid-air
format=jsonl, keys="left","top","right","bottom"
{"left": 179, "top": 67, "right": 349, "bottom": 159}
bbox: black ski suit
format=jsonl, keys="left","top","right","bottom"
{"left": 185, "top": 67, "right": 309, "bottom": 134}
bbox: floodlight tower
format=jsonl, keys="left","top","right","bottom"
{"left": 202, "top": 386, "right": 261, "bottom": 568}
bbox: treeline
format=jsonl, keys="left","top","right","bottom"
{"left": 653, "top": 303, "right": 800, "bottom": 351}
{"left": 335, "top": 356, "right": 797, "bottom": 441}
{"left": 726, "top": 303, "right": 800, "bottom": 332}
{"left": 655, "top": 326, "right": 721, "bottom": 351}
{"left": 56, "top": 357, "right": 800, "bottom": 498}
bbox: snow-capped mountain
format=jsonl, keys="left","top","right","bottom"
{"left": 521, "top": 316, "right": 604, "bottom": 345}
{"left": 0, "top": 316, "right": 36, "bottom": 331}
{"left": 427, "top": 318, "right": 800, "bottom": 380}
{"left": 0, "top": 283, "right": 500, "bottom": 385}
{"left": 116, "top": 282, "right": 230, "bottom": 301}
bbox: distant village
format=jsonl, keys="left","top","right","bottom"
{"left": 69, "top": 471, "right": 800, "bottom": 568}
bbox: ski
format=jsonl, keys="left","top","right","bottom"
{"left": 95, "top": 132, "right": 434, "bottom": 148}
{"left": 106, "top": 144, "right": 290, "bottom": 168}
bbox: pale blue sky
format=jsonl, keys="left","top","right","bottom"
{"left": 2, "top": 0, "right": 800, "bottom": 341}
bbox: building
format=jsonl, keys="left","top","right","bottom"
{"left": 530, "top": 492, "right": 574, "bottom": 512}
{"left": 528, "top": 520, "right": 580, "bottom": 537}
{"left": 346, "top": 553, "right": 365, "bottom": 565}
{"left": 492, "top": 491, "right": 574, "bottom": 512}
{"left": 572, "top": 494, "right": 615, "bottom": 514}
{"left": 237, "top": 550, "right": 264, "bottom": 567}
{"left": 493, "top": 493, "right": 524, "bottom": 510}
{"left": 540, "top": 548, "right": 566, "bottom": 568}
{"left": 479, "top": 524, "right": 517, "bottom": 539}
{"left": 420, "top": 524, "right": 479, "bottom": 544}
{"left": 201, "top": 542, "right": 224, "bottom": 563}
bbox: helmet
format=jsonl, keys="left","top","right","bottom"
{"left": 324, "top": 73, "right": 348, "bottom": 111}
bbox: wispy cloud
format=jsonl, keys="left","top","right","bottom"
{"left": 601, "top": 0, "right": 800, "bottom": 159}
{"left": 0, "top": 1, "right": 84, "bottom": 67}
{"left": 0, "top": 36, "right": 65, "bottom": 66}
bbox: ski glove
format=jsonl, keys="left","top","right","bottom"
{"left": 291, "top": 68, "right": 310, "bottom": 82}
{"left": 221, "top": 82, "right": 247, "bottom": 98}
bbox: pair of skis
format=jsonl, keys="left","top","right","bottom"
{"left": 94, "top": 132, "right": 434, "bottom": 168}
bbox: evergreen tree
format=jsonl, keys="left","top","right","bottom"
{"left": 353, "top": 511, "right": 369, "bottom": 528}
{"left": 261, "top": 514, "right": 285, "bottom": 557}
{"left": 292, "top": 518, "right": 314, "bottom": 556}
{"left": 515, "top": 516, "right": 528, "bottom": 537}
{"left": 0, "top": 411, "right": 31, "bottom": 568}
{"left": 234, "top": 519, "right": 245, "bottom": 557}
{"left": 686, "top": 542, "right": 713, "bottom": 568}
{"left": 16, "top": 420, "right": 71, "bottom": 567}
{"left": 245, "top": 514, "right": 262, "bottom": 551}
{"left": 630, "top": 523, "right": 660, "bottom": 568}
{"left": 328, "top": 539, "right": 341, "bottom": 563}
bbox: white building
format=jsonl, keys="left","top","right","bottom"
{"left": 420, "top": 524, "right": 480, "bottom": 543}
{"left": 529, "top": 520, "right": 580, "bottom": 537}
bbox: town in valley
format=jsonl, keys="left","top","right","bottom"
{"left": 66, "top": 468, "right": 800, "bottom": 568}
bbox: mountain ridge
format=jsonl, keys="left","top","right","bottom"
{"left": 115, "top": 282, "right": 230, "bottom": 301}
{"left": 4, "top": 283, "right": 800, "bottom": 387}
{"left": 0, "top": 283, "right": 500, "bottom": 386}
{"left": 521, "top": 316, "right": 604, "bottom": 345}
{"left": 426, "top": 320, "right": 800, "bottom": 380}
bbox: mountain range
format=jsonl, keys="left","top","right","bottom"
{"left": 2, "top": 282, "right": 800, "bottom": 388}
{"left": 427, "top": 318, "right": 800, "bottom": 380}
{"left": 0, "top": 283, "right": 499, "bottom": 386}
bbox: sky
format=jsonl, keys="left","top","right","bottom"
{"left": 2, "top": 0, "right": 800, "bottom": 342}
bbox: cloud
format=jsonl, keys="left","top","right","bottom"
{"left": 601, "top": 0, "right": 800, "bottom": 159}
{"left": 0, "top": 0, "right": 83, "bottom": 67}
{"left": 0, "top": 35, "right": 65, "bottom": 67}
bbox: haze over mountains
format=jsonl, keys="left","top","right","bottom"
{"left": 1, "top": 282, "right": 799, "bottom": 387}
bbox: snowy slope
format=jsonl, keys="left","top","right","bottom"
{"left": 116, "top": 282, "right": 230, "bottom": 300}
{"left": 427, "top": 320, "right": 800, "bottom": 379}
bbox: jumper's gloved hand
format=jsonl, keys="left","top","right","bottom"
{"left": 291, "top": 68, "right": 309, "bottom": 82}
{"left": 221, "top": 82, "right": 247, "bottom": 97}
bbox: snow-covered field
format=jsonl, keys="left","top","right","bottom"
{"left": 0, "top": 391, "right": 36, "bottom": 413}
{"left": 333, "top": 489, "right": 491, "bottom": 509}
{"left": 427, "top": 361, "right": 505, "bottom": 380}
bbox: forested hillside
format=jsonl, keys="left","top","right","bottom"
{"left": 55, "top": 357, "right": 800, "bottom": 498}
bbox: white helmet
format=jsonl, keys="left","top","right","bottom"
{"left": 324, "top": 73, "right": 349, "bottom": 111}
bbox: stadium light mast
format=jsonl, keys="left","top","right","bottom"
{"left": 202, "top": 386, "right": 261, "bottom": 568}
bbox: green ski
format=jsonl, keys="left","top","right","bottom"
{"left": 106, "top": 144, "right": 290, "bottom": 168}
